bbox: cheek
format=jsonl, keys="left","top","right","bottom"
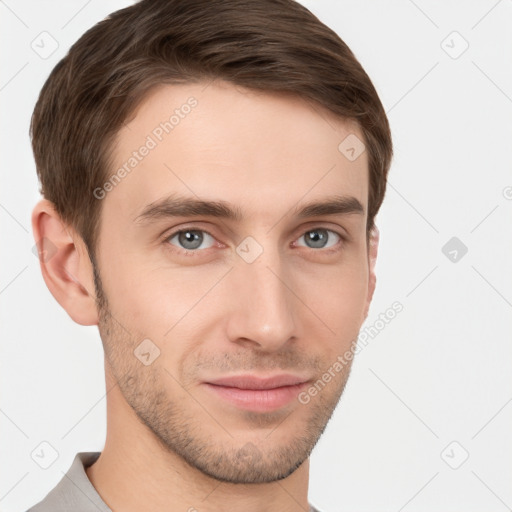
{"left": 112, "top": 256, "right": 368, "bottom": 331}
{"left": 295, "top": 257, "right": 368, "bottom": 340}
{"left": 101, "top": 241, "right": 210, "bottom": 324}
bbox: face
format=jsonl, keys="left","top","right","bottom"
{"left": 93, "top": 80, "right": 371, "bottom": 483}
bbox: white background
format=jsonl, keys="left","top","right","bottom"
{"left": 1, "top": 1, "right": 511, "bottom": 511}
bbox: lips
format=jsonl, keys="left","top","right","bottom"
{"left": 202, "top": 374, "right": 310, "bottom": 412}
{"left": 207, "top": 374, "right": 309, "bottom": 390}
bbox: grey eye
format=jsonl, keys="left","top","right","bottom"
{"left": 296, "top": 229, "right": 340, "bottom": 249}
{"left": 168, "top": 230, "right": 215, "bottom": 251}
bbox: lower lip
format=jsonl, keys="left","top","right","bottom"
{"left": 203, "top": 382, "right": 308, "bottom": 412}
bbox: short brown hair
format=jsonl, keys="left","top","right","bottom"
{"left": 31, "top": 0, "right": 392, "bottom": 262}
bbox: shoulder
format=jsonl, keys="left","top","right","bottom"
{"left": 25, "top": 452, "right": 108, "bottom": 512}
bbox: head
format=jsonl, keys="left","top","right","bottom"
{"left": 31, "top": 0, "right": 392, "bottom": 484}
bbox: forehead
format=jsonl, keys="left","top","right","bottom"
{"left": 105, "top": 80, "right": 368, "bottom": 225}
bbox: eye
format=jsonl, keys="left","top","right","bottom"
{"left": 295, "top": 228, "right": 341, "bottom": 250}
{"left": 166, "top": 229, "right": 216, "bottom": 251}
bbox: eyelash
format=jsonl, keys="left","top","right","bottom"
{"left": 163, "top": 225, "right": 347, "bottom": 256}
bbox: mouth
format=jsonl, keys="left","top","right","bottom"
{"left": 202, "top": 374, "right": 311, "bottom": 413}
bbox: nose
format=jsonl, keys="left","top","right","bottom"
{"left": 225, "top": 249, "right": 298, "bottom": 352}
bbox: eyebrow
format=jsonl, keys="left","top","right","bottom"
{"left": 133, "top": 193, "right": 364, "bottom": 225}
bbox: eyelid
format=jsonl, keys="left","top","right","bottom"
{"left": 294, "top": 222, "right": 348, "bottom": 240}
{"left": 292, "top": 226, "right": 345, "bottom": 251}
{"left": 163, "top": 225, "right": 220, "bottom": 253}
{"left": 162, "top": 223, "right": 348, "bottom": 254}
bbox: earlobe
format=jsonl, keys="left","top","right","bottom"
{"left": 362, "top": 224, "right": 379, "bottom": 321}
{"left": 31, "top": 199, "right": 99, "bottom": 326}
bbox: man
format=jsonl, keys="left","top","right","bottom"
{"left": 28, "top": 0, "right": 392, "bottom": 510}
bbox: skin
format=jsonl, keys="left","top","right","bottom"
{"left": 32, "top": 80, "right": 379, "bottom": 512}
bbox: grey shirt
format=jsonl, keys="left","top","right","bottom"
{"left": 27, "top": 451, "right": 322, "bottom": 512}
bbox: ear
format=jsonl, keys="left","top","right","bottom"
{"left": 362, "top": 224, "right": 379, "bottom": 321}
{"left": 31, "top": 199, "right": 100, "bottom": 326}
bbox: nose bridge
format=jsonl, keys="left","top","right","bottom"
{"left": 226, "top": 241, "right": 298, "bottom": 350}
